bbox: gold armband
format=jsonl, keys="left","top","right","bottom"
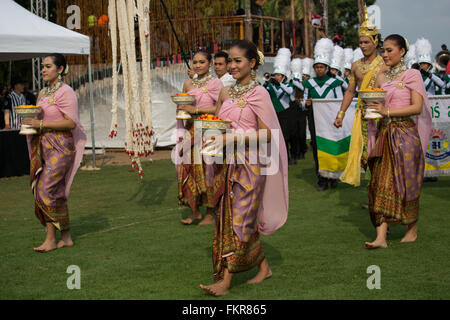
{"left": 348, "top": 75, "right": 355, "bottom": 84}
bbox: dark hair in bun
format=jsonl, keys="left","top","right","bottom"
{"left": 384, "top": 34, "right": 409, "bottom": 56}
{"left": 45, "top": 53, "right": 67, "bottom": 75}
{"left": 230, "top": 40, "right": 260, "bottom": 69}
{"left": 193, "top": 50, "right": 212, "bottom": 62}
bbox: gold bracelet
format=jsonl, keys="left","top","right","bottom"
{"left": 40, "top": 120, "right": 43, "bottom": 132}
{"left": 336, "top": 110, "right": 345, "bottom": 119}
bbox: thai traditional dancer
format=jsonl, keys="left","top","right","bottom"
{"left": 176, "top": 51, "right": 225, "bottom": 225}
{"left": 21, "top": 54, "right": 86, "bottom": 252}
{"left": 302, "top": 38, "right": 346, "bottom": 191}
{"left": 199, "top": 40, "right": 288, "bottom": 296}
{"left": 334, "top": 6, "right": 385, "bottom": 187}
{"left": 364, "top": 35, "right": 432, "bottom": 249}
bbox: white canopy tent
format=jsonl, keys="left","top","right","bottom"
{"left": 0, "top": 0, "right": 97, "bottom": 166}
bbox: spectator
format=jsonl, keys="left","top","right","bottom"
{"left": 214, "top": 51, "right": 235, "bottom": 87}
{"left": 4, "top": 79, "right": 26, "bottom": 129}
{"left": 0, "top": 84, "right": 10, "bottom": 129}
{"left": 251, "top": 0, "right": 266, "bottom": 46}
{"left": 23, "top": 81, "right": 36, "bottom": 105}
{"left": 251, "top": 0, "right": 265, "bottom": 16}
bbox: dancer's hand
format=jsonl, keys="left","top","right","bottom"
{"left": 334, "top": 118, "right": 343, "bottom": 128}
{"left": 21, "top": 118, "right": 40, "bottom": 128}
{"left": 365, "top": 100, "right": 387, "bottom": 116}
{"left": 177, "top": 104, "right": 196, "bottom": 114}
{"left": 187, "top": 69, "right": 196, "bottom": 79}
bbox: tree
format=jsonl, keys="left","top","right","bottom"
{"left": 326, "top": 0, "right": 376, "bottom": 48}
{"left": 264, "top": 0, "right": 376, "bottom": 49}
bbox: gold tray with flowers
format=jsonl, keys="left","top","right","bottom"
{"left": 194, "top": 114, "right": 231, "bottom": 130}
{"left": 194, "top": 114, "right": 231, "bottom": 156}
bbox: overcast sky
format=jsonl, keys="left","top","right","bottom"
{"left": 376, "top": 0, "right": 449, "bottom": 54}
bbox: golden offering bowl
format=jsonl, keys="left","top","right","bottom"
{"left": 14, "top": 106, "right": 41, "bottom": 135}
{"left": 171, "top": 94, "right": 196, "bottom": 120}
{"left": 358, "top": 90, "right": 387, "bottom": 119}
{"left": 194, "top": 119, "right": 232, "bottom": 156}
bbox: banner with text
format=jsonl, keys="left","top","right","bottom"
{"left": 425, "top": 95, "right": 450, "bottom": 177}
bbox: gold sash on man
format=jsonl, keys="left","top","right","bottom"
{"left": 340, "top": 56, "right": 384, "bottom": 186}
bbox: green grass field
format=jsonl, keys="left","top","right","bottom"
{"left": 1, "top": 151, "right": 449, "bottom": 300}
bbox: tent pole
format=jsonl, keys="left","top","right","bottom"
{"left": 88, "top": 54, "right": 96, "bottom": 168}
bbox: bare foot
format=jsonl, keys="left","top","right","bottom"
{"left": 199, "top": 280, "right": 230, "bottom": 297}
{"left": 247, "top": 268, "right": 272, "bottom": 284}
{"left": 199, "top": 214, "right": 214, "bottom": 226}
{"left": 247, "top": 258, "right": 272, "bottom": 284}
{"left": 33, "top": 240, "right": 57, "bottom": 253}
{"left": 57, "top": 239, "right": 74, "bottom": 249}
{"left": 401, "top": 233, "right": 417, "bottom": 243}
{"left": 364, "top": 239, "right": 388, "bottom": 249}
{"left": 361, "top": 204, "right": 369, "bottom": 209}
{"left": 180, "top": 211, "right": 202, "bottom": 225}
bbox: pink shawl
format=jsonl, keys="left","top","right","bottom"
{"left": 221, "top": 85, "right": 289, "bottom": 235}
{"left": 28, "top": 84, "right": 87, "bottom": 199}
{"left": 368, "top": 69, "right": 432, "bottom": 156}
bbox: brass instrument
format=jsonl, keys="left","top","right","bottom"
{"left": 435, "top": 50, "right": 450, "bottom": 70}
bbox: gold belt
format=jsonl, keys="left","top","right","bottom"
{"left": 380, "top": 116, "right": 412, "bottom": 125}
{"left": 40, "top": 128, "right": 71, "bottom": 134}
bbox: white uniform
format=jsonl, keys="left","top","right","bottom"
{"left": 220, "top": 73, "right": 236, "bottom": 87}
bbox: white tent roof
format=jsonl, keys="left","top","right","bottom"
{"left": 0, "top": 0, "right": 90, "bottom": 61}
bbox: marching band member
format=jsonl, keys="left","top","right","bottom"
{"left": 291, "top": 58, "right": 308, "bottom": 160}
{"left": 264, "top": 48, "right": 297, "bottom": 164}
{"left": 415, "top": 38, "right": 445, "bottom": 95}
{"left": 302, "top": 38, "right": 346, "bottom": 191}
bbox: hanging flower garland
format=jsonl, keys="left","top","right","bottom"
{"left": 108, "top": 0, "right": 155, "bottom": 180}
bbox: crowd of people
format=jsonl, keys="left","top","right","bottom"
{"left": 12, "top": 4, "right": 447, "bottom": 300}
{"left": 172, "top": 6, "right": 440, "bottom": 296}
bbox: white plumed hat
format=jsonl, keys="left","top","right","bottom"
{"left": 314, "top": 38, "right": 334, "bottom": 66}
{"left": 344, "top": 48, "right": 354, "bottom": 70}
{"left": 290, "top": 58, "right": 303, "bottom": 79}
{"left": 353, "top": 48, "right": 364, "bottom": 63}
{"left": 404, "top": 43, "right": 417, "bottom": 68}
{"left": 415, "top": 37, "right": 433, "bottom": 65}
{"left": 330, "top": 45, "right": 345, "bottom": 73}
{"left": 273, "top": 48, "right": 292, "bottom": 77}
{"left": 302, "top": 58, "right": 314, "bottom": 76}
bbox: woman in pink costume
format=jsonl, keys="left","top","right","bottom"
{"left": 176, "top": 51, "right": 224, "bottom": 225}
{"left": 22, "top": 54, "right": 86, "bottom": 253}
{"left": 199, "top": 40, "right": 289, "bottom": 296}
{"left": 364, "top": 35, "right": 432, "bottom": 249}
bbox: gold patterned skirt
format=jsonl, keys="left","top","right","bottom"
{"left": 368, "top": 118, "right": 424, "bottom": 227}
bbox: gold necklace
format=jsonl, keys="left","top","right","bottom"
{"left": 43, "top": 80, "right": 63, "bottom": 104}
{"left": 229, "top": 80, "right": 258, "bottom": 99}
{"left": 191, "top": 74, "right": 212, "bottom": 88}
{"left": 385, "top": 61, "right": 407, "bottom": 83}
